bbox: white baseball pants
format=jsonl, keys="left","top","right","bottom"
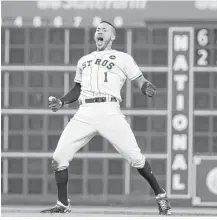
{"left": 53, "top": 102, "right": 146, "bottom": 170}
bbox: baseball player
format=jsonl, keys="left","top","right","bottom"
{"left": 41, "top": 21, "right": 172, "bottom": 215}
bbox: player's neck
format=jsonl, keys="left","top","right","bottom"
{"left": 97, "top": 47, "right": 113, "bottom": 52}
{"left": 97, "top": 42, "right": 113, "bottom": 52}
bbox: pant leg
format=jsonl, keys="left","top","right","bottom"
{"left": 97, "top": 114, "right": 146, "bottom": 168}
{"left": 52, "top": 118, "right": 97, "bottom": 171}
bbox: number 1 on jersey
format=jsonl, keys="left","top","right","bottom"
{"left": 104, "top": 72, "right": 108, "bottom": 82}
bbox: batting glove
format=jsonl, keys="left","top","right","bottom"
{"left": 142, "top": 81, "right": 156, "bottom": 97}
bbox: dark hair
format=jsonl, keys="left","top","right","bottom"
{"left": 100, "top": 21, "right": 115, "bottom": 30}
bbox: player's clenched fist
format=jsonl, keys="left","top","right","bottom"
{"left": 142, "top": 81, "right": 156, "bottom": 97}
{"left": 48, "top": 96, "right": 63, "bottom": 112}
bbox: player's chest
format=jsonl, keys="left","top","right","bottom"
{"left": 81, "top": 55, "right": 120, "bottom": 73}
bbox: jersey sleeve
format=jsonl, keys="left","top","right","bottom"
{"left": 123, "top": 54, "right": 143, "bottom": 80}
{"left": 74, "top": 59, "right": 82, "bottom": 83}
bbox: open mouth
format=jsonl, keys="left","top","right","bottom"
{"left": 97, "top": 36, "right": 104, "bottom": 41}
{"left": 96, "top": 36, "right": 104, "bottom": 47}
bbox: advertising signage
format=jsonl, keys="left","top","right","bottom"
{"left": 1, "top": 1, "right": 217, "bottom": 27}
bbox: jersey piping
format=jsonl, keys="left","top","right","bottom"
{"left": 130, "top": 73, "right": 143, "bottom": 81}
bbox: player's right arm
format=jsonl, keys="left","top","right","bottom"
{"left": 48, "top": 60, "right": 82, "bottom": 112}
{"left": 48, "top": 82, "right": 81, "bottom": 112}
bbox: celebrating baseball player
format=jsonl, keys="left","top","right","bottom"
{"left": 41, "top": 21, "right": 172, "bottom": 215}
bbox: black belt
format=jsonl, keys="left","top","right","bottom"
{"left": 85, "top": 97, "right": 117, "bottom": 103}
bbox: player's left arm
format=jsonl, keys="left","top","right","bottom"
{"left": 134, "top": 75, "right": 156, "bottom": 98}
{"left": 123, "top": 53, "right": 156, "bottom": 98}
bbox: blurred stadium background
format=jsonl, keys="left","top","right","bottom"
{"left": 1, "top": 0, "right": 217, "bottom": 213}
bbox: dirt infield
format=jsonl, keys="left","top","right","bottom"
{"left": 1, "top": 206, "right": 217, "bottom": 217}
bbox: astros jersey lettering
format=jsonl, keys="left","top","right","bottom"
{"left": 74, "top": 50, "right": 142, "bottom": 101}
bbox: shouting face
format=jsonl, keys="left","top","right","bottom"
{"left": 94, "top": 22, "right": 116, "bottom": 51}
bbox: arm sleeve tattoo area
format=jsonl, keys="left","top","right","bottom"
{"left": 59, "top": 83, "right": 81, "bottom": 106}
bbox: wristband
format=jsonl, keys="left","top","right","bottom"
{"left": 59, "top": 99, "right": 64, "bottom": 107}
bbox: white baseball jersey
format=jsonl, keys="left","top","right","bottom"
{"left": 74, "top": 50, "right": 142, "bottom": 102}
{"left": 53, "top": 49, "right": 146, "bottom": 171}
